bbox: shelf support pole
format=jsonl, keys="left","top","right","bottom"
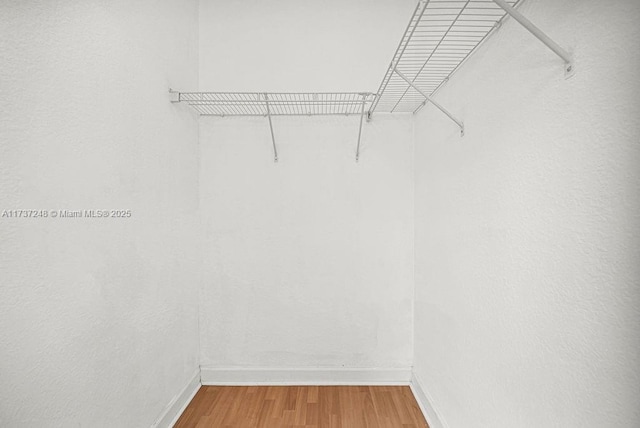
{"left": 394, "top": 67, "right": 464, "bottom": 136}
{"left": 355, "top": 95, "right": 367, "bottom": 162}
{"left": 492, "top": 0, "right": 573, "bottom": 75}
{"left": 264, "top": 93, "right": 278, "bottom": 163}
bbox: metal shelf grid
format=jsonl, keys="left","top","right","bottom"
{"left": 371, "top": 0, "right": 521, "bottom": 115}
{"left": 176, "top": 92, "right": 376, "bottom": 117}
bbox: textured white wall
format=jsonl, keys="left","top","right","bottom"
{"left": 198, "top": 0, "right": 415, "bottom": 91}
{"left": 198, "top": 115, "right": 414, "bottom": 370}
{"left": 413, "top": 0, "right": 640, "bottom": 427}
{"left": 197, "top": 0, "right": 416, "bottom": 372}
{"left": 3, "top": 0, "right": 638, "bottom": 425}
{"left": 0, "top": 1, "right": 201, "bottom": 427}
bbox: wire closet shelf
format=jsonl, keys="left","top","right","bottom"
{"left": 174, "top": 92, "right": 376, "bottom": 117}
{"left": 171, "top": 0, "right": 571, "bottom": 160}
{"left": 370, "top": 0, "right": 521, "bottom": 115}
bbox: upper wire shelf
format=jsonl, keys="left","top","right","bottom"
{"left": 172, "top": 92, "right": 376, "bottom": 162}
{"left": 370, "top": 0, "right": 521, "bottom": 115}
{"left": 174, "top": 92, "right": 376, "bottom": 117}
{"left": 171, "top": 0, "right": 570, "bottom": 159}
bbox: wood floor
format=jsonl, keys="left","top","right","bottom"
{"left": 175, "top": 386, "right": 428, "bottom": 428}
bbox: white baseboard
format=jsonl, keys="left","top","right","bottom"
{"left": 149, "top": 367, "right": 442, "bottom": 427}
{"left": 409, "top": 373, "right": 449, "bottom": 428}
{"left": 200, "top": 367, "right": 412, "bottom": 386}
{"left": 151, "top": 370, "right": 201, "bottom": 428}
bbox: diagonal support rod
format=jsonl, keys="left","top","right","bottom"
{"left": 492, "top": 0, "right": 573, "bottom": 74}
{"left": 264, "top": 93, "right": 278, "bottom": 162}
{"left": 394, "top": 67, "right": 464, "bottom": 136}
{"left": 355, "top": 95, "right": 367, "bottom": 162}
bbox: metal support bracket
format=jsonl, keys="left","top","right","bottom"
{"left": 394, "top": 67, "right": 464, "bottom": 136}
{"left": 492, "top": 0, "right": 573, "bottom": 77}
{"left": 355, "top": 94, "right": 367, "bottom": 162}
{"left": 264, "top": 93, "right": 278, "bottom": 163}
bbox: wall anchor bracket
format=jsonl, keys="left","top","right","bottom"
{"left": 169, "top": 88, "right": 180, "bottom": 103}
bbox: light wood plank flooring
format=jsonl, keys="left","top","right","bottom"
{"left": 174, "top": 385, "right": 428, "bottom": 427}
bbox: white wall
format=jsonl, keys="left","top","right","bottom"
{"left": 197, "top": 0, "right": 416, "bottom": 375}
{"left": 198, "top": 115, "right": 414, "bottom": 372}
{"left": 198, "top": 0, "right": 415, "bottom": 91}
{"left": 413, "top": 0, "right": 640, "bottom": 427}
{"left": 0, "top": 1, "right": 201, "bottom": 426}
{"left": 3, "top": 0, "right": 638, "bottom": 424}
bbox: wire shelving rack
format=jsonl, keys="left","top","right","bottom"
{"left": 174, "top": 92, "right": 376, "bottom": 117}
{"left": 370, "top": 0, "right": 522, "bottom": 116}
{"left": 172, "top": 92, "right": 375, "bottom": 162}
{"left": 171, "top": 0, "right": 572, "bottom": 159}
